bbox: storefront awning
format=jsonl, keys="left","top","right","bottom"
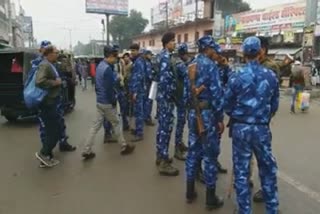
{"left": 269, "top": 48, "right": 302, "bottom": 56}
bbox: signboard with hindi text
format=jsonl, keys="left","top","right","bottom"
{"left": 85, "top": 0, "right": 128, "bottom": 16}
{"left": 225, "top": 1, "right": 306, "bottom": 35}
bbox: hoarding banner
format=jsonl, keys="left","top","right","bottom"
{"left": 20, "top": 16, "right": 33, "bottom": 34}
{"left": 86, "top": 0, "right": 128, "bottom": 16}
{"left": 225, "top": 1, "right": 306, "bottom": 34}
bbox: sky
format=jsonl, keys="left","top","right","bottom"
{"left": 14, "top": 0, "right": 298, "bottom": 49}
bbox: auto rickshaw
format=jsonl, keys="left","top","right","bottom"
{"left": 0, "top": 48, "right": 76, "bottom": 122}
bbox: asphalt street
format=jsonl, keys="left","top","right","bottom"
{"left": 0, "top": 87, "right": 320, "bottom": 214}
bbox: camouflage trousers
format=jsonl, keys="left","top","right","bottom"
{"left": 186, "top": 110, "right": 220, "bottom": 189}
{"left": 232, "top": 124, "right": 278, "bottom": 214}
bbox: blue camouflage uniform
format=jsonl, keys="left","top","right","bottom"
{"left": 224, "top": 37, "right": 279, "bottom": 214}
{"left": 143, "top": 51, "right": 154, "bottom": 121}
{"left": 130, "top": 54, "right": 146, "bottom": 137}
{"left": 185, "top": 36, "right": 224, "bottom": 188}
{"left": 175, "top": 43, "right": 189, "bottom": 147}
{"left": 156, "top": 48, "right": 176, "bottom": 160}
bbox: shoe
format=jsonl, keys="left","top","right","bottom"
{"left": 120, "top": 144, "right": 135, "bottom": 155}
{"left": 179, "top": 142, "right": 188, "bottom": 152}
{"left": 174, "top": 147, "right": 187, "bottom": 161}
{"left": 145, "top": 119, "right": 155, "bottom": 126}
{"left": 186, "top": 181, "right": 197, "bottom": 204}
{"left": 290, "top": 106, "right": 295, "bottom": 114}
{"left": 123, "top": 125, "right": 130, "bottom": 131}
{"left": 36, "top": 152, "right": 60, "bottom": 168}
{"left": 253, "top": 189, "right": 264, "bottom": 203}
{"left": 131, "top": 135, "right": 143, "bottom": 142}
{"left": 59, "top": 143, "right": 77, "bottom": 152}
{"left": 217, "top": 161, "right": 228, "bottom": 174}
{"left": 206, "top": 188, "right": 224, "bottom": 210}
{"left": 158, "top": 159, "right": 179, "bottom": 176}
{"left": 82, "top": 152, "right": 96, "bottom": 160}
{"left": 35, "top": 152, "right": 53, "bottom": 167}
{"left": 156, "top": 157, "right": 173, "bottom": 166}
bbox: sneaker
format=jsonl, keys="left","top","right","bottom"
{"left": 120, "top": 144, "right": 135, "bottom": 155}
{"left": 35, "top": 152, "right": 53, "bottom": 167}
{"left": 158, "top": 160, "right": 179, "bottom": 176}
{"left": 50, "top": 158, "right": 60, "bottom": 166}
{"left": 82, "top": 152, "right": 96, "bottom": 160}
{"left": 59, "top": 143, "right": 77, "bottom": 152}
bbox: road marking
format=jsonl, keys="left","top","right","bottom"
{"left": 278, "top": 171, "right": 320, "bottom": 204}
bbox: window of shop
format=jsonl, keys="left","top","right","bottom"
{"left": 204, "top": 30, "right": 213, "bottom": 36}
{"left": 177, "top": 34, "right": 181, "bottom": 43}
{"left": 195, "top": 31, "right": 199, "bottom": 41}
{"left": 184, "top": 33, "right": 188, "bottom": 42}
{"left": 142, "top": 41, "right": 145, "bottom": 47}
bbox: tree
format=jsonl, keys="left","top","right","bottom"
{"left": 217, "top": 0, "right": 251, "bottom": 17}
{"left": 73, "top": 41, "right": 104, "bottom": 56}
{"left": 109, "top": 9, "right": 149, "bottom": 50}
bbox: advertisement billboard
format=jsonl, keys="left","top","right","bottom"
{"left": 225, "top": 1, "right": 306, "bottom": 35}
{"left": 85, "top": 0, "right": 128, "bottom": 16}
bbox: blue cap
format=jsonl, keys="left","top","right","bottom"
{"left": 40, "top": 40, "right": 51, "bottom": 49}
{"left": 112, "top": 44, "right": 120, "bottom": 52}
{"left": 213, "top": 43, "right": 222, "bottom": 54}
{"left": 242, "top": 36, "right": 261, "bottom": 55}
{"left": 144, "top": 49, "right": 152, "bottom": 55}
{"left": 177, "top": 43, "right": 188, "bottom": 54}
{"left": 197, "top": 35, "right": 215, "bottom": 50}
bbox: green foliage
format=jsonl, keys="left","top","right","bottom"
{"left": 109, "top": 9, "right": 149, "bottom": 50}
{"left": 217, "top": 0, "right": 251, "bottom": 16}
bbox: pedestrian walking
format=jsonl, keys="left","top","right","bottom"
{"left": 82, "top": 46, "right": 135, "bottom": 160}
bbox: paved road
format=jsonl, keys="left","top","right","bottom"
{"left": 0, "top": 88, "right": 320, "bottom": 214}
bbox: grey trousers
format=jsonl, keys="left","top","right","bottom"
{"left": 84, "top": 103, "right": 125, "bottom": 153}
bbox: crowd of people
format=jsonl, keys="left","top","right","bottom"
{"left": 31, "top": 32, "right": 297, "bottom": 213}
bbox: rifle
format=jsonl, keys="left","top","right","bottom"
{"left": 188, "top": 63, "right": 205, "bottom": 138}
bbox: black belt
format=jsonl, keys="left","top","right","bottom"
{"left": 230, "top": 118, "right": 269, "bottom": 126}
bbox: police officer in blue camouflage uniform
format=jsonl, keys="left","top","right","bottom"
{"left": 156, "top": 32, "right": 180, "bottom": 176}
{"left": 173, "top": 43, "right": 190, "bottom": 161}
{"left": 130, "top": 49, "right": 147, "bottom": 142}
{"left": 143, "top": 50, "right": 155, "bottom": 126}
{"left": 35, "top": 41, "right": 76, "bottom": 153}
{"left": 184, "top": 35, "right": 224, "bottom": 209}
{"left": 31, "top": 40, "right": 51, "bottom": 68}
{"left": 224, "top": 36, "right": 279, "bottom": 214}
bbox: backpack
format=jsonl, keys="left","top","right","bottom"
{"left": 23, "top": 64, "right": 48, "bottom": 109}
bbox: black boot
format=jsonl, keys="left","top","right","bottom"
{"left": 186, "top": 181, "right": 197, "bottom": 203}
{"left": 206, "top": 188, "right": 224, "bottom": 210}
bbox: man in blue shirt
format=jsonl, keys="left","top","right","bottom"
{"left": 224, "top": 36, "right": 279, "bottom": 214}
{"left": 82, "top": 46, "right": 135, "bottom": 160}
